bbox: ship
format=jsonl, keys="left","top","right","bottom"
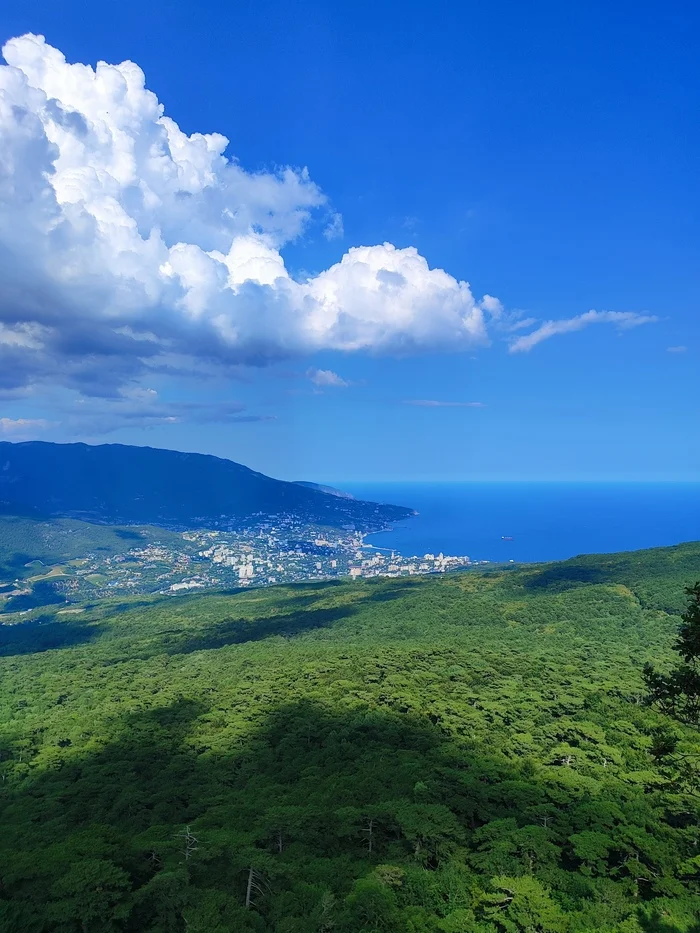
{"left": 501, "top": 535, "right": 514, "bottom": 541}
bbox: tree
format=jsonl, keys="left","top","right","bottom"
{"left": 677, "top": 582, "right": 700, "bottom": 665}
{"left": 339, "top": 878, "right": 400, "bottom": 933}
{"left": 645, "top": 583, "right": 700, "bottom": 723}
{"left": 478, "top": 876, "right": 569, "bottom": 932}
{"left": 47, "top": 859, "right": 132, "bottom": 931}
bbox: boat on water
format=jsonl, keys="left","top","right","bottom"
{"left": 501, "top": 536, "right": 514, "bottom": 541}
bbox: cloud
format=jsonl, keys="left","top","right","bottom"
{"left": 0, "top": 417, "right": 50, "bottom": 434}
{"left": 509, "top": 310, "right": 658, "bottom": 353}
{"left": 60, "top": 395, "right": 275, "bottom": 434}
{"left": 0, "top": 392, "right": 274, "bottom": 438}
{"left": 0, "top": 34, "right": 663, "bottom": 405}
{"left": 0, "top": 34, "right": 496, "bottom": 396}
{"left": 307, "top": 368, "right": 349, "bottom": 388}
{"left": 405, "top": 400, "right": 485, "bottom": 408}
{"left": 323, "top": 212, "right": 344, "bottom": 241}
{"left": 667, "top": 345, "right": 687, "bottom": 353}
{"left": 498, "top": 314, "right": 538, "bottom": 333}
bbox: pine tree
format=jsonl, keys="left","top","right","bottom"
{"left": 645, "top": 582, "right": 700, "bottom": 723}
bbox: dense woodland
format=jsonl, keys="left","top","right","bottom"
{"left": 1, "top": 542, "right": 699, "bottom": 932}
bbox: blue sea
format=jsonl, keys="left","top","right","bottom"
{"left": 341, "top": 483, "right": 700, "bottom": 564}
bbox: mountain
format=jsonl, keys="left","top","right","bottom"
{"left": 0, "top": 441, "right": 412, "bottom": 529}
{"left": 293, "top": 481, "right": 355, "bottom": 499}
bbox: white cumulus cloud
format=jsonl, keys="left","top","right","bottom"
{"left": 0, "top": 34, "right": 496, "bottom": 395}
{"left": 508, "top": 310, "right": 658, "bottom": 353}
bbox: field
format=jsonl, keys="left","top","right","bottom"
{"left": 0, "top": 542, "right": 699, "bottom": 931}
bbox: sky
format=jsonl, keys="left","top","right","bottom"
{"left": 0, "top": 0, "right": 698, "bottom": 482}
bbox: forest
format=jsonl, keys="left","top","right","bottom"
{"left": 0, "top": 541, "right": 699, "bottom": 932}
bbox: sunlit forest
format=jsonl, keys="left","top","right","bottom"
{"left": 1, "top": 542, "right": 699, "bottom": 932}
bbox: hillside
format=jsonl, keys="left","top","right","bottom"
{"left": 0, "top": 514, "right": 182, "bottom": 582}
{"left": 294, "top": 481, "right": 355, "bottom": 499}
{"left": 0, "top": 441, "right": 412, "bottom": 528}
{"left": 0, "top": 514, "right": 192, "bottom": 615}
{"left": 1, "top": 542, "right": 699, "bottom": 931}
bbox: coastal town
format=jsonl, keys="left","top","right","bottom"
{"left": 25, "top": 515, "right": 485, "bottom": 606}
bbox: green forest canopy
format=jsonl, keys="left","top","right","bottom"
{"left": 1, "top": 541, "right": 699, "bottom": 932}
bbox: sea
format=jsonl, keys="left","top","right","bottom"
{"left": 340, "top": 482, "right": 700, "bottom": 564}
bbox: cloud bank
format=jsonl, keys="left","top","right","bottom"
{"left": 0, "top": 417, "right": 51, "bottom": 435}
{"left": 1, "top": 392, "right": 271, "bottom": 437}
{"left": 0, "top": 34, "right": 499, "bottom": 396}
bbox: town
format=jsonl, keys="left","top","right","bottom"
{"left": 50, "top": 514, "right": 485, "bottom": 603}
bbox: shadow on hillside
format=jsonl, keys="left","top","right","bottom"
{"left": 159, "top": 579, "right": 428, "bottom": 656}
{"left": 200, "top": 585, "right": 250, "bottom": 599}
{"left": 523, "top": 563, "right": 614, "bottom": 592}
{"left": 106, "top": 597, "right": 177, "bottom": 615}
{"left": 113, "top": 528, "right": 148, "bottom": 542}
{"left": 0, "top": 612, "right": 98, "bottom": 657}
{"left": 1, "top": 580, "right": 66, "bottom": 614}
{"left": 169, "top": 604, "right": 357, "bottom": 654}
{"left": 1, "top": 694, "right": 693, "bottom": 930}
{"left": 0, "top": 696, "right": 516, "bottom": 929}
{"left": 214, "top": 577, "right": 423, "bottom": 604}
{"left": 0, "top": 577, "right": 421, "bottom": 661}
{"left": 0, "top": 551, "right": 36, "bottom": 578}
{"left": 364, "top": 578, "right": 423, "bottom": 602}
{"left": 638, "top": 912, "right": 700, "bottom": 933}
{"left": 277, "top": 578, "right": 346, "bottom": 593}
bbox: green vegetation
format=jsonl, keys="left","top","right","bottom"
{"left": 0, "top": 515, "right": 169, "bottom": 581}
{"left": 1, "top": 542, "right": 699, "bottom": 931}
{"left": 645, "top": 583, "right": 700, "bottom": 726}
{"left": 0, "top": 515, "right": 186, "bottom": 614}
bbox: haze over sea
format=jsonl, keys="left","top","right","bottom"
{"left": 341, "top": 483, "right": 700, "bottom": 564}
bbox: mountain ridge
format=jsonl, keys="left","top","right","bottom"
{"left": 0, "top": 441, "right": 412, "bottom": 529}
{"left": 293, "top": 481, "right": 355, "bottom": 499}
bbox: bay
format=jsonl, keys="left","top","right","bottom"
{"left": 340, "top": 482, "right": 700, "bottom": 564}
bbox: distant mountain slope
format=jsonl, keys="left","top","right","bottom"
{"left": 0, "top": 441, "right": 412, "bottom": 528}
{"left": 293, "top": 481, "right": 354, "bottom": 499}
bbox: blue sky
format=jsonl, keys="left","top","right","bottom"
{"left": 0, "top": 0, "right": 698, "bottom": 480}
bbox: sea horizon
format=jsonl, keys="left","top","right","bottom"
{"left": 338, "top": 481, "right": 700, "bottom": 564}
